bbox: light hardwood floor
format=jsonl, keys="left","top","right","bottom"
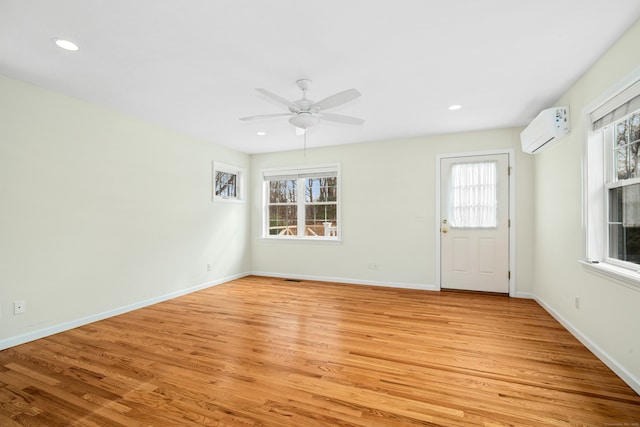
{"left": 1, "top": 276, "right": 639, "bottom": 426}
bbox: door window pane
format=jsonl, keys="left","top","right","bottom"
{"left": 449, "top": 161, "right": 497, "bottom": 228}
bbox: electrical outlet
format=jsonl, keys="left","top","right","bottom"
{"left": 368, "top": 262, "right": 379, "bottom": 270}
{"left": 14, "top": 300, "right": 26, "bottom": 315}
{"left": 207, "top": 263, "right": 213, "bottom": 272}
{"left": 574, "top": 296, "right": 580, "bottom": 310}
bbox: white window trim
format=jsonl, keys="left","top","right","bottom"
{"left": 582, "top": 67, "right": 640, "bottom": 291}
{"left": 213, "top": 161, "right": 245, "bottom": 203}
{"left": 261, "top": 162, "right": 342, "bottom": 242}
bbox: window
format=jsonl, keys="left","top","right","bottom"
{"left": 607, "top": 112, "right": 640, "bottom": 264}
{"left": 263, "top": 164, "right": 340, "bottom": 240}
{"left": 213, "top": 162, "right": 245, "bottom": 203}
{"left": 449, "top": 161, "right": 498, "bottom": 228}
{"left": 585, "top": 75, "right": 640, "bottom": 281}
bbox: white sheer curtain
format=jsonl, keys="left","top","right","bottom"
{"left": 450, "top": 161, "right": 497, "bottom": 228}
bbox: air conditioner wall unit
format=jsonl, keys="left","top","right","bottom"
{"left": 520, "top": 106, "right": 570, "bottom": 154}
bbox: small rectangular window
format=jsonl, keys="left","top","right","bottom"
{"left": 213, "top": 162, "right": 245, "bottom": 203}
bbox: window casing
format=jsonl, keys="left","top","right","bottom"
{"left": 213, "top": 162, "right": 245, "bottom": 203}
{"left": 584, "top": 75, "right": 640, "bottom": 285}
{"left": 262, "top": 164, "right": 340, "bottom": 240}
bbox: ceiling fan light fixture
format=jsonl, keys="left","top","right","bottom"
{"left": 289, "top": 113, "right": 319, "bottom": 129}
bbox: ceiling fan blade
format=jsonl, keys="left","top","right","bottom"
{"left": 239, "top": 113, "right": 293, "bottom": 121}
{"left": 312, "top": 88, "right": 361, "bottom": 112}
{"left": 319, "top": 112, "right": 364, "bottom": 125}
{"left": 255, "top": 88, "right": 301, "bottom": 112}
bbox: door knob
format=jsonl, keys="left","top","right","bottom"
{"left": 441, "top": 228, "right": 448, "bottom": 234}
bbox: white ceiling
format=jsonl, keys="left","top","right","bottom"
{"left": 1, "top": 1, "right": 639, "bottom": 154}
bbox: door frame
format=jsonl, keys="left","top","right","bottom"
{"left": 435, "top": 149, "right": 516, "bottom": 296}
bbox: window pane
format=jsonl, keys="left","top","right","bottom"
{"left": 608, "top": 183, "right": 640, "bottom": 265}
{"left": 630, "top": 142, "right": 640, "bottom": 178}
{"left": 268, "top": 205, "right": 297, "bottom": 236}
{"left": 269, "top": 180, "right": 297, "bottom": 203}
{"left": 631, "top": 113, "right": 640, "bottom": 142}
{"left": 615, "top": 147, "right": 629, "bottom": 180}
{"left": 449, "top": 161, "right": 497, "bottom": 228}
{"left": 609, "top": 223, "right": 640, "bottom": 264}
{"left": 215, "top": 171, "right": 237, "bottom": 198}
{"left": 305, "top": 177, "right": 337, "bottom": 202}
{"left": 616, "top": 121, "right": 628, "bottom": 146}
{"left": 304, "top": 204, "right": 337, "bottom": 236}
{"left": 609, "top": 187, "right": 622, "bottom": 222}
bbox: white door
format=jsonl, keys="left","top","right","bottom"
{"left": 440, "top": 154, "right": 510, "bottom": 293}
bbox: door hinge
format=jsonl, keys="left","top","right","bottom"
{"left": 508, "top": 166, "right": 512, "bottom": 176}
{"left": 508, "top": 219, "right": 511, "bottom": 227}
{"left": 508, "top": 271, "right": 511, "bottom": 280}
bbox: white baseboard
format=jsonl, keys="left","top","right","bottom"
{"left": 251, "top": 271, "right": 438, "bottom": 291}
{"left": 513, "top": 291, "right": 535, "bottom": 299}
{"left": 534, "top": 295, "right": 640, "bottom": 395}
{"left": 0, "top": 272, "right": 249, "bottom": 351}
{"left": 3, "top": 272, "right": 637, "bottom": 396}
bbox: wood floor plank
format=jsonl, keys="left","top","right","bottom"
{"left": 1, "top": 275, "right": 639, "bottom": 426}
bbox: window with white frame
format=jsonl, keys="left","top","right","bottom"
{"left": 262, "top": 164, "right": 340, "bottom": 239}
{"left": 585, "top": 76, "right": 640, "bottom": 275}
{"left": 213, "top": 162, "right": 245, "bottom": 203}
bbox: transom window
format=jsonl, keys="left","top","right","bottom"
{"left": 263, "top": 164, "right": 340, "bottom": 240}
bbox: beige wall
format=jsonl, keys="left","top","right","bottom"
{"left": 0, "top": 75, "right": 251, "bottom": 346}
{"left": 532, "top": 20, "right": 640, "bottom": 390}
{"left": 251, "top": 128, "right": 534, "bottom": 294}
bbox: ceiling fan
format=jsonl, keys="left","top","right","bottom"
{"left": 239, "top": 79, "right": 363, "bottom": 134}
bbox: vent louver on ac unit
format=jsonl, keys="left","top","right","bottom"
{"left": 520, "top": 107, "right": 570, "bottom": 154}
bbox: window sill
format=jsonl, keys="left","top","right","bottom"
{"left": 579, "top": 260, "right": 640, "bottom": 292}
{"left": 259, "top": 236, "right": 342, "bottom": 244}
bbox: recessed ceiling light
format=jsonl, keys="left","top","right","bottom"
{"left": 54, "top": 38, "right": 79, "bottom": 51}
{"left": 448, "top": 104, "right": 462, "bottom": 111}
{"left": 256, "top": 131, "right": 266, "bottom": 136}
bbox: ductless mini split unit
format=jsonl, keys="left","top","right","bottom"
{"left": 520, "top": 106, "right": 571, "bottom": 154}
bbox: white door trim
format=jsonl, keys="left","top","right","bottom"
{"left": 435, "top": 149, "right": 516, "bottom": 296}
